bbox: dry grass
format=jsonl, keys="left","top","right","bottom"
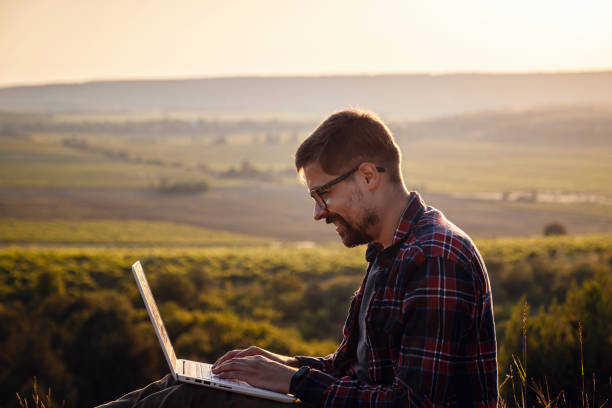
{"left": 16, "top": 377, "right": 64, "bottom": 408}
{"left": 499, "top": 304, "right": 610, "bottom": 408}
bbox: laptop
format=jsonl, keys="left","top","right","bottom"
{"left": 132, "top": 261, "right": 297, "bottom": 403}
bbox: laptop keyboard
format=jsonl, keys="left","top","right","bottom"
{"left": 186, "top": 360, "right": 252, "bottom": 388}
{"left": 195, "top": 362, "right": 212, "bottom": 379}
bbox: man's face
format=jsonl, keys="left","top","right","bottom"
{"left": 303, "top": 163, "right": 379, "bottom": 247}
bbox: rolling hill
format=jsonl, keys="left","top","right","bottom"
{"left": 1, "top": 72, "right": 612, "bottom": 119}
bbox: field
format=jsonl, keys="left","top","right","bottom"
{"left": 2, "top": 121, "right": 612, "bottom": 195}
{"left": 0, "top": 219, "right": 268, "bottom": 246}
{"left": 2, "top": 105, "right": 612, "bottom": 243}
{"left": 2, "top": 186, "right": 612, "bottom": 244}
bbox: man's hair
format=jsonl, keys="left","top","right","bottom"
{"left": 295, "top": 109, "right": 402, "bottom": 183}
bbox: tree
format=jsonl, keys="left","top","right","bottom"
{"left": 543, "top": 222, "right": 567, "bottom": 236}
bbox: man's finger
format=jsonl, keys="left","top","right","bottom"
{"left": 212, "top": 356, "right": 262, "bottom": 375}
{"left": 213, "top": 346, "right": 266, "bottom": 368}
{"left": 216, "top": 369, "right": 246, "bottom": 382}
{"left": 212, "top": 358, "right": 243, "bottom": 374}
{"left": 212, "top": 351, "right": 232, "bottom": 367}
{"left": 212, "top": 349, "right": 241, "bottom": 367}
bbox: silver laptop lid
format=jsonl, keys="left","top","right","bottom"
{"left": 132, "top": 261, "right": 178, "bottom": 377}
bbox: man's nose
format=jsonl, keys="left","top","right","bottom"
{"left": 313, "top": 202, "right": 327, "bottom": 221}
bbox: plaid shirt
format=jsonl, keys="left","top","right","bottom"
{"left": 292, "top": 192, "right": 498, "bottom": 407}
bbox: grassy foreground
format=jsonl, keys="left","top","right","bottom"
{"left": 1, "top": 235, "right": 610, "bottom": 406}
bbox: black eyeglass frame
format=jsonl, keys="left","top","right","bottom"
{"left": 309, "top": 165, "right": 385, "bottom": 210}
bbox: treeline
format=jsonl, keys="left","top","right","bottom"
{"left": 61, "top": 137, "right": 296, "bottom": 183}
{"left": 61, "top": 136, "right": 295, "bottom": 184}
{"left": 1, "top": 236, "right": 611, "bottom": 406}
{"left": 0, "top": 115, "right": 315, "bottom": 138}
{"left": 3, "top": 105, "right": 612, "bottom": 147}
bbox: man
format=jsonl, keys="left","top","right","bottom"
{"left": 99, "top": 109, "right": 498, "bottom": 407}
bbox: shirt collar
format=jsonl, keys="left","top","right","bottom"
{"left": 365, "top": 191, "right": 426, "bottom": 263}
{"left": 392, "top": 191, "right": 426, "bottom": 245}
{"left": 365, "top": 242, "right": 383, "bottom": 263}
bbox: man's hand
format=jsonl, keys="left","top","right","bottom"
{"left": 212, "top": 346, "right": 300, "bottom": 369}
{"left": 211, "top": 354, "right": 298, "bottom": 394}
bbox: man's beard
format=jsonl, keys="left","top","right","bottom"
{"left": 326, "top": 209, "right": 379, "bottom": 248}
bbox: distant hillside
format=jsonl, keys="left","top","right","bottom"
{"left": 1, "top": 72, "right": 612, "bottom": 119}
{"left": 393, "top": 105, "right": 612, "bottom": 147}
{"left": 1, "top": 104, "right": 610, "bottom": 148}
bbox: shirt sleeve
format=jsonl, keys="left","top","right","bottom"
{"left": 294, "top": 354, "right": 336, "bottom": 372}
{"left": 292, "top": 257, "right": 498, "bottom": 407}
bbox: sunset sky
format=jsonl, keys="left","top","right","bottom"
{"left": 1, "top": 0, "right": 611, "bottom": 87}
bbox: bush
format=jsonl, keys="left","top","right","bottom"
{"left": 544, "top": 222, "right": 567, "bottom": 236}
{"left": 157, "top": 179, "right": 209, "bottom": 194}
{"left": 0, "top": 292, "right": 163, "bottom": 407}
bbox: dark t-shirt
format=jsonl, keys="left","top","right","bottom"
{"left": 354, "top": 262, "right": 382, "bottom": 382}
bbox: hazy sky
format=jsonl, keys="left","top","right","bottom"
{"left": 1, "top": 0, "right": 612, "bottom": 87}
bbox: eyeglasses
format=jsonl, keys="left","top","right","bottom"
{"left": 309, "top": 165, "right": 385, "bottom": 210}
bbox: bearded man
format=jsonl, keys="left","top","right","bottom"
{"left": 99, "top": 109, "right": 498, "bottom": 408}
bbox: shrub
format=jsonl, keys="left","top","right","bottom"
{"left": 544, "top": 222, "right": 567, "bottom": 236}
{"left": 157, "top": 179, "right": 209, "bottom": 194}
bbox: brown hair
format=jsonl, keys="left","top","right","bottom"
{"left": 295, "top": 109, "right": 402, "bottom": 183}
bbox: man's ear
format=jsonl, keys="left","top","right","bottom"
{"left": 358, "top": 162, "right": 381, "bottom": 190}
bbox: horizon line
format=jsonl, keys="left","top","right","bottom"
{"left": 2, "top": 67, "right": 612, "bottom": 90}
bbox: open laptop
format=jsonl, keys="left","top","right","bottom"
{"left": 132, "top": 260, "right": 297, "bottom": 403}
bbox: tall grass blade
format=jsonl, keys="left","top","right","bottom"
{"left": 579, "top": 321, "right": 585, "bottom": 408}
{"left": 520, "top": 299, "right": 529, "bottom": 408}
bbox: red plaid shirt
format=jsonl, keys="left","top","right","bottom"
{"left": 292, "top": 192, "right": 498, "bottom": 407}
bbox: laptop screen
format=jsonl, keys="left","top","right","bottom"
{"left": 132, "top": 261, "right": 177, "bottom": 372}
